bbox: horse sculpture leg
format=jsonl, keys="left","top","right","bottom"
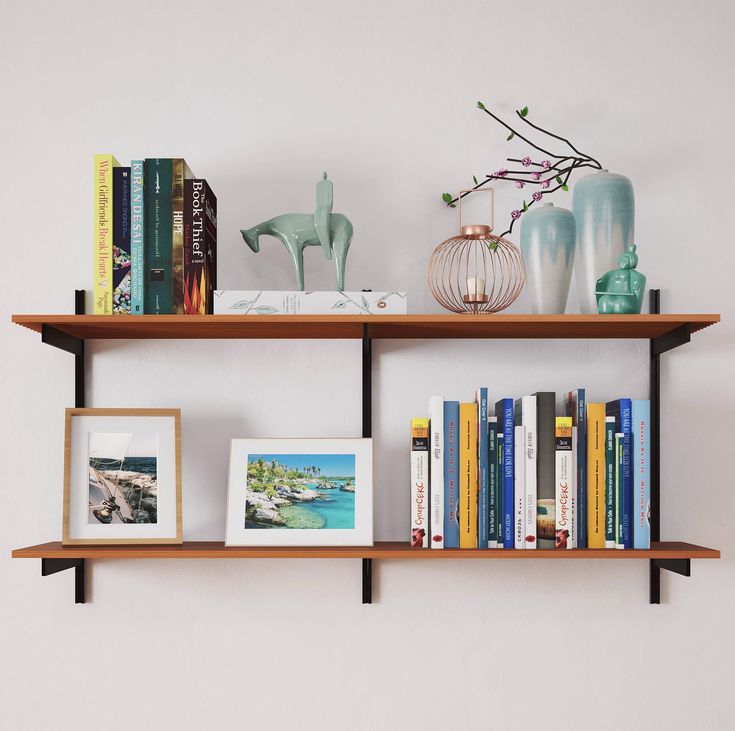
{"left": 288, "top": 242, "right": 306, "bottom": 291}
{"left": 332, "top": 234, "right": 350, "bottom": 292}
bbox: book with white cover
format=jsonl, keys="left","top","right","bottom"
{"left": 428, "top": 397, "right": 444, "bottom": 549}
{"left": 214, "top": 290, "right": 407, "bottom": 314}
{"left": 514, "top": 425, "right": 525, "bottom": 549}
{"left": 515, "top": 396, "right": 537, "bottom": 549}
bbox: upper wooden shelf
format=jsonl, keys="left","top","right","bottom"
{"left": 11, "top": 313, "right": 721, "bottom": 341}
{"left": 12, "top": 540, "right": 720, "bottom": 560}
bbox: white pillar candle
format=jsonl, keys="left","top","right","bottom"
{"left": 467, "top": 276, "right": 485, "bottom": 298}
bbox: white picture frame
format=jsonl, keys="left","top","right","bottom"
{"left": 225, "top": 438, "right": 373, "bottom": 546}
{"left": 63, "top": 408, "right": 182, "bottom": 545}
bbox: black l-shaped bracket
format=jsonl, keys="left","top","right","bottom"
{"left": 42, "top": 558, "right": 85, "bottom": 604}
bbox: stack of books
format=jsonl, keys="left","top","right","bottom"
{"left": 410, "top": 390, "right": 651, "bottom": 550}
{"left": 93, "top": 155, "right": 217, "bottom": 316}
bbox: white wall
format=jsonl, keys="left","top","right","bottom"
{"left": 1, "top": 1, "right": 732, "bottom": 729}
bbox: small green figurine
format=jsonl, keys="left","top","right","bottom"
{"left": 595, "top": 244, "right": 647, "bottom": 314}
{"left": 241, "top": 172, "right": 353, "bottom": 291}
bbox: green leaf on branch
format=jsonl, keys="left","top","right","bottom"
{"left": 520, "top": 106, "right": 529, "bottom": 117}
{"left": 442, "top": 193, "right": 453, "bottom": 204}
{"left": 555, "top": 176, "right": 563, "bottom": 185}
{"left": 486, "top": 241, "right": 498, "bottom": 252}
{"left": 477, "top": 101, "right": 486, "bottom": 110}
{"left": 507, "top": 132, "right": 514, "bottom": 141}
{"left": 522, "top": 200, "right": 528, "bottom": 212}
{"left": 473, "top": 175, "right": 478, "bottom": 185}
{"left": 562, "top": 184, "right": 569, "bottom": 191}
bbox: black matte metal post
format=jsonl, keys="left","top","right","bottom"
{"left": 362, "top": 324, "right": 373, "bottom": 603}
{"left": 75, "top": 289, "right": 85, "bottom": 408}
{"left": 649, "top": 289, "right": 661, "bottom": 603}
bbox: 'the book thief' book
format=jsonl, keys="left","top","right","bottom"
{"left": 443, "top": 401, "right": 460, "bottom": 548}
{"left": 410, "top": 418, "right": 430, "bottom": 548}
{"left": 93, "top": 154, "right": 119, "bottom": 314}
{"left": 428, "top": 397, "right": 444, "bottom": 549}
{"left": 459, "top": 403, "right": 478, "bottom": 549}
{"left": 184, "top": 179, "right": 217, "bottom": 314}
{"left": 554, "top": 417, "right": 573, "bottom": 549}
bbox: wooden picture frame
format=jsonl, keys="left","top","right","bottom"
{"left": 63, "top": 408, "right": 182, "bottom": 545}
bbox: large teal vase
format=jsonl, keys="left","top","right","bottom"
{"left": 572, "top": 170, "right": 634, "bottom": 313}
{"left": 520, "top": 203, "right": 576, "bottom": 314}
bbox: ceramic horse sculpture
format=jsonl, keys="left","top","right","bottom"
{"left": 240, "top": 173, "right": 353, "bottom": 291}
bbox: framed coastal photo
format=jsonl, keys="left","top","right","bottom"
{"left": 63, "top": 408, "right": 182, "bottom": 545}
{"left": 225, "top": 438, "right": 373, "bottom": 546}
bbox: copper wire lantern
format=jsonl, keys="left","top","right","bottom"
{"left": 428, "top": 189, "right": 525, "bottom": 314}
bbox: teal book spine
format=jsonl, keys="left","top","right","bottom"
{"left": 605, "top": 417, "right": 616, "bottom": 547}
{"left": 488, "top": 417, "right": 498, "bottom": 547}
{"left": 130, "top": 160, "right": 145, "bottom": 314}
{"left": 144, "top": 158, "right": 173, "bottom": 314}
{"left": 476, "top": 388, "right": 489, "bottom": 549}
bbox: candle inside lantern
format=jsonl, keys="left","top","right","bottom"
{"left": 466, "top": 276, "right": 486, "bottom": 300}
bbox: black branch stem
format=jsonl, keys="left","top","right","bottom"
{"left": 478, "top": 106, "right": 567, "bottom": 161}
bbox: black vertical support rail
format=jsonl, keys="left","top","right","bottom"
{"left": 75, "top": 289, "right": 86, "bottom": 408}
{"left": 362, "top": 324, "right": 373, "bottom": 604}
{"left": 650, "top": 289, "right": 661, "bottom": 603}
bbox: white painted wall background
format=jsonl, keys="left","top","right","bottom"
{"left": 1, "top": 1, "right": 732, "bottom": 729}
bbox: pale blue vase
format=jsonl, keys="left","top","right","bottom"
{"left": 572, "top": 170, "right": 635, "bottom": 313}
{"left": 520, "top": 202, "right": 576, "bottom": 314}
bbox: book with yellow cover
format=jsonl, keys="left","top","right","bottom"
{"left": 93, "top": 154, "right": 120, "bottom": 314}
{"left": 459, "top": 402, "right": 478, "bottom": 548}
{"left": 587, "top": 402, "right": 606, "bottom": 548}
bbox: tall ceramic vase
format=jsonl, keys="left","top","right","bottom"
{"left": 572, "top": 170, "right": 635, "bottom": 313}
{"left": 520, "top": 202, "right": 576, "bottom": 314}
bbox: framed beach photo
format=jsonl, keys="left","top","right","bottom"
{"left": 225, "top": 438, "right": 373, "bottom": 546}
{"left": 63, "top": 408, "right": 182, "bottom": 545}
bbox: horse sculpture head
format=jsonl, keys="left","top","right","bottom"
{"left": 241, "top": 227, "right": 260, "bottom": 252}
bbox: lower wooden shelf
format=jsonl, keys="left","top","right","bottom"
{"left": 11, "top": 540, "right": 720, "bottom": 560}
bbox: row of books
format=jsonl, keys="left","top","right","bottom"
{"left": 93, "top": 155, "right": 217, "bottom": 316}
{"left": 410, "top": 390, "right": 651, "bottom": 549}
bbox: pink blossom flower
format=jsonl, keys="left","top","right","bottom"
{"left": 521, "top": 156, "right": 532, "bottom": 167}
{"left": 495, "top": 168, "right": 508, "bottom": 178}
{"left": 516, "top": 181, "right": 525, "bottom": 189}
{"left": 532, "top": 191, "right": 543, "bottom": 202}
{"left": 531, "top": 172, "right": 541, "bottom": 181}
{"left": 511, "top": 209, "right": 521, "bottom": 220}
{"left": 541, "top": 160, "right": 551, "bottom": 169}
{"left": 540, "top": 179, "right": 550, "bottom": 189}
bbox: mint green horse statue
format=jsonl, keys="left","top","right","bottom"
{"left": 241, "top": 173, "right": 353, "bottom": 291}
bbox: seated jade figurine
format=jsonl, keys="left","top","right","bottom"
{"left": 595, "top": 244, "right": 646, "bottom": 314}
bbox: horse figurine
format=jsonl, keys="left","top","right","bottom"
{"left": 240, "top": 173, "right": 353, "bottom": 291}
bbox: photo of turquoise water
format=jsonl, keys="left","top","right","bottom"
{"left": 245, "top": 453, "right": 356, "bottom": 529}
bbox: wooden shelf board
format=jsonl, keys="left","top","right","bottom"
{"left": 11, "top": 313, "right": 720, "bottom": 341}
{"left": 11, "top": 541, "right": 720, "bottom": 560}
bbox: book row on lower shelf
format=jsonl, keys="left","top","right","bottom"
{"left": 94, "top": 155, "right": 217, "bottom": 317}
{"left": 410, "top": 389, "right": 651, "bottom": 550}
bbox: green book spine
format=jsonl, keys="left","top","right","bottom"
{"left": 615, "top": 433, "right": 625, "bottom": 549}
{"left": 496, "top": 432, "right": 504, "bottom": 549}
{"left": 144, "top": 158, "right": 173, "bottom": 314}
{"left": 605, "top": 417, "right": 616, "bottom": 547}
{"left": 488, "top": 417, "right": 498, "bottom": 547}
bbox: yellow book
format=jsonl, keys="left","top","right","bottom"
{"left": 93, "top": 154, "right": 120, "bottom": 314}
{"left": 587, "top": 403, "right": 606, "bottom": 548}
{"left": 459, "top": 402, "right": 478, "bottom": 548}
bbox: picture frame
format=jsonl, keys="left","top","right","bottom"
{"left": 225, "top": 438, "right": 373, "bottom": 546}
{"left": 63, "top": 408, "right": 182, "bottom": 545}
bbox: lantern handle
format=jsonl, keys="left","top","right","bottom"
{"left": 458, "top": 188, "right": 494, "bottom": 232}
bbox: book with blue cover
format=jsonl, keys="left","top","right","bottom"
{"left": 488, "top": 416, "right": 498, "bottom": 548}
{"left": 607, "top": 398, "right": 633, "bottom": 548}
{"left": 496, "top": 432, "right": 504, "bottom": 548}
{"left": 476, "top": 389, "right": 489, "bottom": 549}
{"left": 632, "top": 400, "right": 651, "bottom": 549}
{"left": 605, "top": 416, "right": 616, "bottom": 548}
{"left": 495, "top": 398, "right": 514, "bottom": 548}
{"left": 566, "top": 389, "right": 587, "bottom": 548}
{"left": 130, "top": 160, "right": 145, "bottom": 314}
{"left": 443, "top": 401, "right": 460, "bottom": 548}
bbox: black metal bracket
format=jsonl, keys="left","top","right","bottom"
{"left": 41, "top": 289, "right": 86, "bottom": 408}
{"left": 362, "top": 558, "right": 372, "bottom": 604}
{"left": 41, "top": 558, "right": 85, "bottom": 604}
{"left": 361, "top": 325, "right": 374, "bottom": 603}
{"left": 652, "top": 324, "right": 691, "bottom": 357}
{"left": 650, "top": 559, "right": 691, "bottom": 604}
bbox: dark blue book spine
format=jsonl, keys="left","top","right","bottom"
{"left": 488, "top": 417, "right": 498, "bottom": 546}
{"left": 607, "top": 399, "right": 633, "bottom": 548}
{"left": 495, "top": 398, "right": 514, "bottom": 548}
{"left": 496, "top": 432, "right": 504, "bottom": 547}
{"left": 443, "top": 401, "right": 460, "bottom": 548}
{"left": 567, "top": 389, "right": 587, "bottom": 548}
{"left": 477, "top": 389, "right": 489, "bottom": 549}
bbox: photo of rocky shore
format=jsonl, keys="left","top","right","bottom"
{"left": 245, "top": 454, "right": 356, "bottom": 529}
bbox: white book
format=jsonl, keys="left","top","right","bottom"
{"left": 570, "top": 426, "right": 577, "bottom": 548}
{"left": 555, "top": 417, "right": 573, "bottom": 549}
{"left": 428, "top": 397, "right": 444, "bottom": 549}
{"left": 515, "top": 395, "right": 537, "bottom": 549}
{"left": 214, "top": 290, "right": 408, "bottom": 315}
{"left": 514, "top": 425, "right": 525, "bottom": 549}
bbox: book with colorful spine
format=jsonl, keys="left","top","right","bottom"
{"left": 476, "top": 388, "right": 489, "bottom": 549}
{"left": 487, "top": 416, "right": 498, "bottom": 548}
{"left": 495, "top": 398, "right": 515, "bottom": 548}
{"left": 554, "top": 417, "right": 573, "bottom": 549}
{"left": 586, "top": 402, "right": 607, "bottom": 549}
{"left": 607, "top": 399, "right": 633, "bottom": 548}
{"left": 496, "top": 431, "right": 504, "bottom": 549}
{"left": 615, "top": 432, "right": 625, "bottom": 549}
{"left": 172, "top": 159, "right": 194, "bottom": 314}
{"left": 410, "top": 417, "right": 430, "bottom": 547}
{"left": 459, "top": 402, "right": 478, "bottom": 548}
{"left": 130, "top": 160, "right": 145, "bottom": 314}
{"left": 605, "top": 416, "right": 616, "bottom": 548}
{"left": 566, "top": 389, "right": 587, "bottom": 548}
{"left": 112, "top": 167, "right": 131, "bottom": 314}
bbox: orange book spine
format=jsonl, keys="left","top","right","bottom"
{"left": 459, "top": 403, "right": 478, "bottom": 548}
